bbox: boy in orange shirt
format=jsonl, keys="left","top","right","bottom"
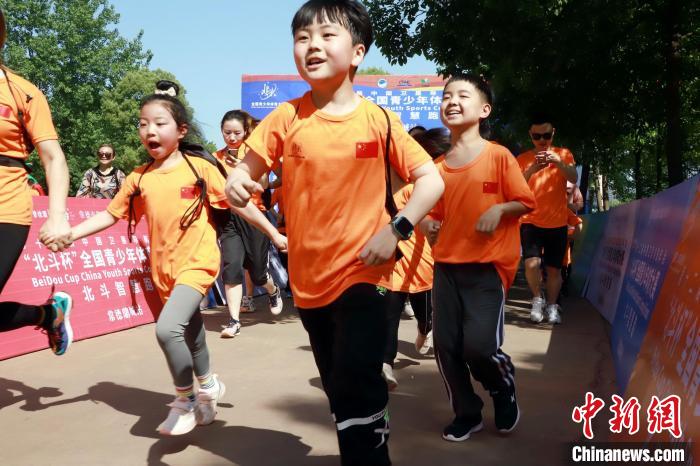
{"left": 424, "top": 74, "right": 535, "bottom": 442}
{"left": 225, "top": 2, "right": 444, "bottom": 464}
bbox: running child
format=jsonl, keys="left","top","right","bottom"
{"left": 225, "top": 1, "right": 444, "bottom": 463}
{"left": 213, "top": 110, "right": 283, "bottom": 339}
{"left": 65, "top": 94, "right": 284, "bottom": 436}
{"left": 424, "top": 74, "right": 535, "bottom": 442}
{"left": 382, "top": 128, "right": 451, "bottom": 390}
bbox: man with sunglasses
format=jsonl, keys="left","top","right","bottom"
{"left": 517, "top": 113, "right": 578, "bottom": 325}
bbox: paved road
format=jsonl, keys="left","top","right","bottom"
{"left": 0, "top": 277, "right": 615, "bottom": 465}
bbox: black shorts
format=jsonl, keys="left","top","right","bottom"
{"left": 520, "top": 223, "right": 568, "bottom": 269}
{"left": 219, "top": 213, "right": 270, "bottom": 286}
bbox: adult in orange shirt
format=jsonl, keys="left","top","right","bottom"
{"left": 213, "top": 110, "right": 283, "bottom": 340}
{"left": 423, "top": 74, "right": 535, "bottom": 442}
{"left": 225, "top": 2, "right": 444, "bottom": 463}
{"left": 517, "top": 113, "right": 578, "bottom": 325}
{"left": 0, "top": 8, "right": 73, "bottom": 356}
{"left": 62, "top": 95, "right": 284, "bottom": 437}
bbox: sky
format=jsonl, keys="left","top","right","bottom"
{"left": 113, "top": 0, "right": 438, "bottom": 145}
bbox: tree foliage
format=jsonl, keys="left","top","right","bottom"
{"left": 99, "top": 68, "right": 211, "bottom": 182}
{"left": 358, "top": 66, "right": 390, "bottom": 75}
{"left": 366, "top": 0, "right": 699, "bottom": 202}
{"left": 3, "top": 0, "right": 152, "bottom": 191}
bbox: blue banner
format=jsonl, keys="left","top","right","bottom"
{"left": 241, "top": 74, "right": 446, "bottom": 130}
{"left": 610, "top": 177, "right": 698, "bottom": 392}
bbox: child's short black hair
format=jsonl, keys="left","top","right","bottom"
{"left": 444, "top": 73, "right": 494, "bottom": 106}
{"left": 291, "top": 0, "right": 373, "bottom": 53}
{"left": 413, "top": 127, "right": 451, "bottom": 160}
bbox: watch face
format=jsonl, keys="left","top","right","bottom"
{"left": 394, "top": 216, "right": 414, "bottom": 239}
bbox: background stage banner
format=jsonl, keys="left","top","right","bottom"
{"left": 0, "top": 197, "right": 162, "bottom": 360}
{"left": 241, "top": 74, "right": 446, "bottom": 130}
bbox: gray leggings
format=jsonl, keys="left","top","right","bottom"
{"left": 155, "top": 285, "right": 210, "bottom": 388}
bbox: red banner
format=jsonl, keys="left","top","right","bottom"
{"left": 0, "top": 197, "right": 162, "bottom": 360}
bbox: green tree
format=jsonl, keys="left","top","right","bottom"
{"left": 357, "top": 66, "right": 390, "bottom": 75}
{"left": 99, "top": 68, "right": 212, "bottom": 178}
{"left": 366, "top": 0, "right": 699, "bottom": 204}
{"left": 2, "top": 0, "right": 151, "bottom": 191}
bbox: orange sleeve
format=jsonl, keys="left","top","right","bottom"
{"left": 503, "top": 154, "right": 536, "bottom": 210}
{"left": 386, "top": 109, "right": 432, "bottom": 181}
{"left": 25, "top": 91, "right": 58, "bottom": 146}
{"left": 562, "top": 148, "right": 576, "bottom": 165}
{"left": 203, "top": 161, "right": 230, "bottom": 210}
{"left": 244, "top": 100, "right": 298, "bottom": 171}
{"left": 107, "top": 169, "right": 143, "bottom": 223}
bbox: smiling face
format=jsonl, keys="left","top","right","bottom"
{"left": 293, "top": 18, "right": 365, "bottom": 86}
{"left": 96, "top": 145, "right": 114, "bottom": 169}
{"left": 221, "top": 118, "right": 246, "bottom": 150}
{"left": 440, "top": 79, "right": 491, "bottom": 130}
{"left": 138, "top": 102, "right": 187, "bottom": 160}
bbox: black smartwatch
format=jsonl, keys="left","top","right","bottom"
{"left": 390, "top": 216, "right": 414, "bottom": 240}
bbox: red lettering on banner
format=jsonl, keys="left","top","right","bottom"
{"left": 0, "top": 197, "right": 162, "bottom": 361}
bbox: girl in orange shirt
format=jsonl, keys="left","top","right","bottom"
{"left": 61, "top": 95, "right": 285, "bottom": 436}
{"left": 212, "top": 110, "right": 283, "bottom": 339}
{"left": 0, "top": 8, "right": 73, "bottom": 357}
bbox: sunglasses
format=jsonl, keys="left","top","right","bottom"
{"left": 98, "top": 152, "right": 114, "bottom": 157}
{"left": 530, "top": 132, "right": 553, "bottom": 141}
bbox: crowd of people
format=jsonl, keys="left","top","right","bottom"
{"left": 0, "top": 1, "right": 584, "bottom": 465}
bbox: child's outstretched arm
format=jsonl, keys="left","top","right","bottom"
{"left": 230, "top": 203, "right": 288, "bottom": 253}
{"left": 359, "top": 162, "right": 444, "bottom": 265}
{"left": 70, "top": 211, "right": 120, "bottom": 243}
{"left": 225, "top": 146, "right": 268, "bottom": 207}
{"left": 476, "top": 201, "right": 531, "bottom": 234}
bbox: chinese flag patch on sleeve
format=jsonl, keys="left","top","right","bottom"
{"left": 356, "top": 141, "right": 379, "bottom": 159}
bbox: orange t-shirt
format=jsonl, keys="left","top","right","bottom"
{"left": 214, "top": 145, "right": 266, "bottom": 211}
{"left": 244, "top": 92, "right": 432, "bottom": 308}
{"left": 0, "top": 72, "right": 59, "bottom": 225}
{"left": 107, "top": 155, "right": 229, "bottom": 301}
{"left": 391, "top": 184, "right": 434, "bottom": 293}
{"left": 564, "top": 210, "right": 583, "bottom": 266}
{"left": 431, "top": 142, "right": 536, "bottom": 289}
{"left": 517, "top": 147, "right": 575, "bottom": 228}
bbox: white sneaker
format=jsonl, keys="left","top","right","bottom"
{"left": 415, "top": 330, "right": 433, "bottom": 355}
{"left": 546, "top": 304, "right": 562, "bottom": 324}
{"left": 195, "top": 375, "right": 226, "bottom": 425}
{"left": 403, "top": 300, "right": 415, "bottom": 318}
{"left": 220, "top": 319, "right": 241, "bottom": 338}
{"left": 530, "top": 297, "right": 545, "bottom": 323}
{"left": 157, "top": 397, "right": 196, "bottom": 435}
{"left": 241, "top": 296, "right": 256, "bottom": 313}
{"left": 268, "top": 286, "right": 283, "bottom": 316}
{"left": 382, "top": 363, "right": 398, "bottom": 391}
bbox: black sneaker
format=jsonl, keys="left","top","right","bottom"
{"left": 442, "top": 416, "right": 483, "bottom": 442}
{"left": 492, "top": 389, "right": 520, "bottom": 433}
